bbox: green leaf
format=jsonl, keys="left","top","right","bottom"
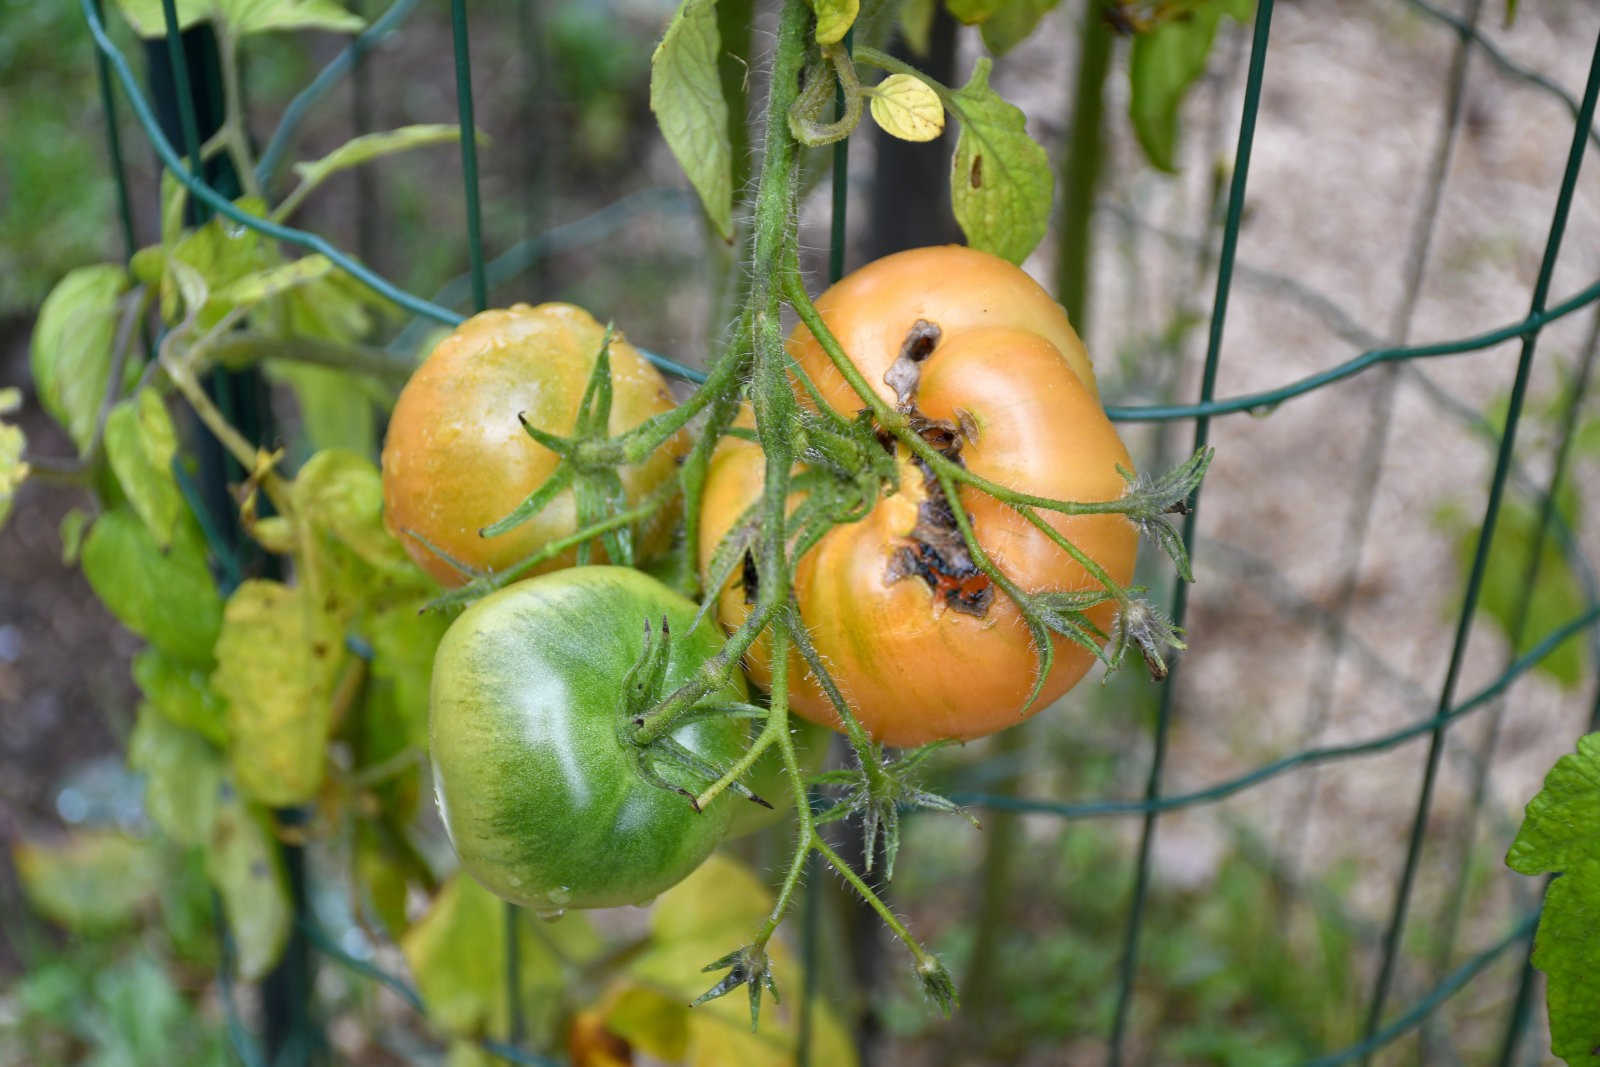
{"left": 116, "top": 0, "right": 363, "bottom": 36}
{"left": 29, "top": 264, "right": 130, "bottom": 453}
{"left": 946, "top": 0, "right": 1063, "bottom": 55}
{"left": 212, "top": 580, "right": 345, "bottom": 806}
{"left": 133, "top": 647, "right": 229, "bottom": 744}
{"left": 1451, "top": 498, "right": 1587, "bottom": 688}
{"left": 0, "top": 387, "right": 26, "bottom": 530}
{"left": 81, "top": 508, "right": 224, "bottom": 665}
{"left": 900, "top": 0, "right": 937, "bottom": 56}
{"left": 270, "top": 364, "right": 378, "bottom": 457}
{"left": 401, "top": 874, "right": 600, "bottom": 1042}
{"left": 810, "top": 0, "right": 858, "bottom": 44}
{"left": 104, "top": 390, "right": 185, "bottom": 549}
{"left": 947, "top": 58, "right": 1053, "bottom": 264}
{"left": 129, "top": 704, "right": 224, "bottom": 847}
{"left": 1128, "top": 0, "right": 1251, "bottom": 173}
{"left": 59, "top": 507, "right": 90, "bottom": 565}
{"left": 362, "top": 600, "right": 450, "bottom": 754}
{"left": 650, "top": 0, "right": 733, "bottom": 241}
{"left": 291, "top": 125, "right": 464, "bottom": 191}
{"left": 112, "top": 0, "right": 209, "bottom": 37}
{"left": 205, "top": 790, "right": 290, "bottom": 981}
{"left": 13, "top": 831, "right": 163, "bottom": 934}
{"left": 166, "top": 199, "right": 280, "bottom": 328}
{"left": 291, "top": 449, "right": 426, "bottom": 590}
{"left": 1507, "top": 734, "right": 1600, "bottom": 1062}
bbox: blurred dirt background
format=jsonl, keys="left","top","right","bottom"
{"left": 5, "top": 0, "right": 1600, "bottom": 1063}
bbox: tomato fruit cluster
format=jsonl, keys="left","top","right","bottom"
{"left": 386, "top": 245, "right": 1136, "bottom": 913}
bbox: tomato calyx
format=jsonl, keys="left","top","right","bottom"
{"left": 618, "top": 615, "right": 775, "bottom": 814}
{"left": 693, "top": 942, "right": 780, "bottom": 1029}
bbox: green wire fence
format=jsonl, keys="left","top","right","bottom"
{"left": 71, "top": 0, "right": 1600, "bottom": 1062}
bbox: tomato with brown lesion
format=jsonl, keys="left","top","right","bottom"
{"left": 699, "top": 246, "right": 1140, "bottom": 747}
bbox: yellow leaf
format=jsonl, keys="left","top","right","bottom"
{"left": 810, "top": 0, "right": 858, "bottom": 44}
{"left": 868, "top": 73, "right": 945, "bottom": 142}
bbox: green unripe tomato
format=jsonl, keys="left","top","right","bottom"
{"left": 429, "top": 566, "right": 747, "bottom": 912}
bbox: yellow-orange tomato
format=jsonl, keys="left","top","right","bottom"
{"left": 699, "top": 246, "right": 1138, "bottom": 746}
{"left": 381, "top": 303, "right": 687, "bottom": 586}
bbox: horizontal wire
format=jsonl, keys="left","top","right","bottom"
{"left": 949, "top": 600, "right": 1600, "bottom": 818}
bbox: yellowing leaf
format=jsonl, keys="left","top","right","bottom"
{"left": 810, "top": 0, "right": 858, "bottom": 44}
{"left": 104, "top": 390, "right": 184, "bottom": 549}
{"left": 13, "top": 831, "right": 163, "bottom": 934}
{"left": 401, "top": 874, "right": 600, "bottom": 1044}
{"left": 0, "top": 388, "right": 26, "bottom": 531}
{"left": 213, "top": 580, "right": 345, "bottom": 806}
{"left": 650, "top": 0, "right": 733, "bottom": 240}
{"left": 206, "top": 789, "right": 290, "bottom": 980}
{"left": 29, "top": 264, "right": 130, "bottom": 453}
{"left": 947, "top": 59, "right": 1053, "bottom": 264}
{"left": 868, "top": 73, "right": 945, "bottom": 142}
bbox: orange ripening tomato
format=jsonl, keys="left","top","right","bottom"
{"left": 699, "top": 246, "right": 1138, "bottom": 746}
{"left": 381, "top": 303, "right": 688, "bottom": 587}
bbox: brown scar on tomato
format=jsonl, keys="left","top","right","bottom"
{"left": 884, "top": 319, "right": 942, "bottom": 412}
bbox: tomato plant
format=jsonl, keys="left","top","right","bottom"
{"left": 381, "top": 303, "right": 689, "bottom": 587}
{"left": 430, "top": 566, "right": 748, "bottom": 912}
{"left": 700, "top": 245, "right": 1140, "bottom": 746}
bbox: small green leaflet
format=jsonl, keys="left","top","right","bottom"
{"left": 0, "top": 388, "right": 25, "bottom": 531}
{"left": 290, "top": 125, "right": 467, "bottom": 197}
{"left": 13, "top": 831, "right": 164, "bottom": 935}
{"left": 104, "top": 390, "right": 186, "bottom": 550}
{"left": 1129, "top": 0, "right": 1252, "bottom": 173}
{"left": 29, "top": 264, "right": 131, "bottom": 454}
{"left": 651, "top": 0, "right": 734, "bottom": 241}
{"left": 115, "top": 0, "right": 363, "bottom": 37}
{"left": 129, "top": 705, "right": 225, "bottom": 847}
{"left": 810, "top": 0, "right": 858, "bottom": 44}
{"left": 1506, "top": 733, "right": 1600, "bottom": 1063}
{"left": 947, "top": 59, "right": 1053, "bottom": 264}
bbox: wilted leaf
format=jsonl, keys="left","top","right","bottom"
{"left": 129, "top": 704, "right": 224, "bottom": 847}
{"left": 947, "top": 59, "right": 1053, "bottom": 264}
{"left": 29, "top": 264, "right": 130, "bottom": 453}
{"left": 899, "top": 0, "right": 937, "bottom": 55}
{"left": 81, "top": 509, "right": 224, "bottom": 665}
{"left": 104, "top": 390, "right": 185, "bottom": 549}
{"left": 14, "top": 831, "right": 163, "bottom": 934}
{"left": 1128, "top": 0, "right": 1251, "bottom": 172}
{"left": 601, "top": 986, "right": 688, "bottom": 1062}
{"left": 212, "top": 580, "right": 345, "bottom": 806}
{"left": 1507, "top": 734, "right": 1600, "bottom": 1062}
{"left": 946, "top": 0, "right": 1062, "bottom": 55}
{"left": 206, "top": 788, "right": 290, "bottom": 980}
{"left": 868, "top": 73, "right": 945, "bottom": 142}
{"left": 0, "top": 388, "right": 26, "bottom": 530}
{"left": 810, "top": 0, "right": 858, "bottom": 44}
{"left": 291, "top": 126, "right": 465, "bottom": 191}
{"left": 401, "top": 874, "right": 601, "bottom": 1043}
{"left": 650, "top": 0, "right": 733, "bottom": 240}
{"left": 134, "top": 647, "right": 228, "bottom": 744}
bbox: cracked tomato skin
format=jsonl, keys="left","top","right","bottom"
{"left": 381, "top": 303, "right": 688, "bottom": 587}
{"left": 699, "top": 246, "right": 1138, "bottom": 747}
{"left": 429, "top": 566, "right": 747, "bottom": 912}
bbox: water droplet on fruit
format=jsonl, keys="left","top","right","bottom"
{"left": 536, "top": 908, "right": 566, "bottom": 922}
{"left": 548, "top": 885, "right": 572, "bottom": 906}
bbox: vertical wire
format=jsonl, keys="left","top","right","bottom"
{"left": 448, "top": 0, "right": 513, "bottom": 1044}
{"left": 91, "top": 0, "right": 140, "bottom": 259}
{"left": 1105, "top": 3, "right": 1275, "bottom": 1061}
{"left": 451, "top": 0, "right": 489, "bottom": 313}
{"left": 1360, "top": 22, "right": 1600, "bottom": 1054}
{"left": 160, "top": 0, "right": 203, "bottom": 181}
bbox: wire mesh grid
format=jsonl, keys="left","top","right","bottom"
{"left": 72, "top": 0, "right": 1600, "bottom": 1062}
